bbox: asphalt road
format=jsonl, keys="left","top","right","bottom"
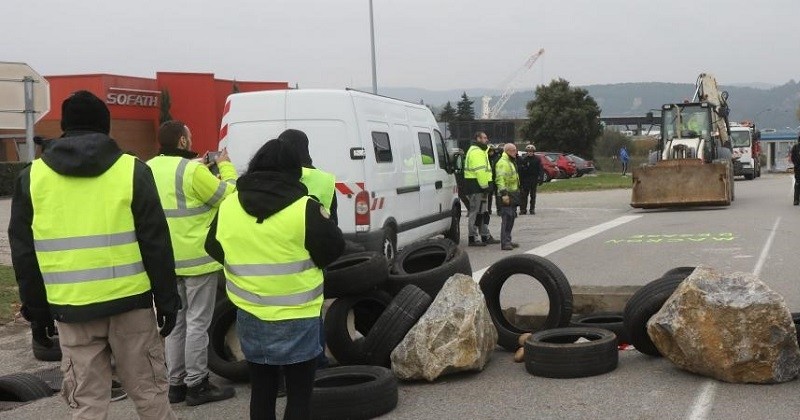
{"left": 2, "top": 173, "right": 800, "bottom": 419}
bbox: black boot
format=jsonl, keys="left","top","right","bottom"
{"left": 482, "top": 236, "right": 500, "bottom": 245}
{"left": 185, "top": 376, "right": 235, "bottom": 406}
{"left": 468, "top": 236, "right": 486, "bottom": 247}
{"left": 794, "top": 181, "right": 799, "bottom": 205}
{"left": 168, "top": 384, "right": 186, "bottom": 404}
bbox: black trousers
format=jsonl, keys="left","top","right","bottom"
{"left": 248, "top": 359, "right": 317, "bottom": 420}
{"left": 519, "top": 178, "right": 538, "bottom": 213}
{"left": 794, "top": 171, "right": 800, "bottom": 204}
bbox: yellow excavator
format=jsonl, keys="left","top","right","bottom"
{"left": 631, "top": 73, "right": 734, "bottom": 208}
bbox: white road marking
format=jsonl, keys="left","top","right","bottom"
{"left": 471, "top": 215, "right": 642, "bottom": 280}
{"left": 685, "top": 217, "right": 781, "bottom": 420}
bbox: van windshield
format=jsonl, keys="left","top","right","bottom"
{"left": 730, "top": 130, "right": 751, "bottom": 148}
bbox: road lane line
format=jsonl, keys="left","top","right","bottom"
{"left": 471, "top": 215, "right": 642, "bottom": 280}
{"left": 685, "top": 216, "right": 781, "bottom": 420}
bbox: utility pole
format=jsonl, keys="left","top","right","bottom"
{"left": 369, "top": 0, "right": 378, "bottom": 94}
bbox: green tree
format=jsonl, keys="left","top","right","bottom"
{"left": 594, "top": 129, "right": 632, "bottom": 159}
{"left": 455, "top": 92, "right": 475, "bottom": 121}
{"left": 159, "top": 89, "right": 173, "bottom": 124}
{"left": 521, "top": 79, "right": 602, "bottom": 158}
{"left": 438, "top": 101, "right": 457, "bottom": 138}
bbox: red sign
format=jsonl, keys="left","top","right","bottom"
{"left": 106, "top": 87, "right": 160, "bottom": 107}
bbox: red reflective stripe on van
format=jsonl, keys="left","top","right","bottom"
{"left": 371, "top": 198, "right": 379, "bottom": 211}
{"left": 335, "top": 183, "right": 353, "bottom": 195}
{"left": 218, "top": 124, "right": 228, "bottom": 141}
{"left": 356, "top": 182, "right": 365, "bottom": 190}
{"left": 222, "top": 100, "right": 231, "bottom": 117}
{"left": 378, "top": 197, "right": 384, "bottom": 209}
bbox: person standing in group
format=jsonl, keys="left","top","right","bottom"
{"left": 205, "top": 139, "right": 345, "bottom": 420}
{"left": 463, "top": 131, "right": 499, "bottom": 247}
{"left": 486, "top": 144, "right": 501, "bottom": 216}
{"left": 518, "top": 144, "right": 543, "bottom": 215}
{"left": 9, "top": 90, "right": 180, "bottom": 419}
{"left": 148, "top": 120, "right": 237, "bottom": 406}
{"left": 791, "top": 134, "right": 800, "bottom": 205}
{"left": 495, "top": 143, "right": 521, "bottom": 251}
{"left": 620, "top": 146, "right": 630, "bottom": 176}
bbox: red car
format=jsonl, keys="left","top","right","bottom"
{"left": 541, "top": 152, "right": 577, "bottom": 178}
{"left": 532, "top": 152, "right": 561, "bottom": 182}
{"left": 567, "top": 154, "right": 596, "bottom": 177}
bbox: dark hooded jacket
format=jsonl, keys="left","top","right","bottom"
{"left": 278, "top": 129, "right": 339, "bottom": 225}
{"left": 8, "top": 131, "right": 180, "bottom": 323}
{"left": 205, "top": 169, "right": 344, "bottom": 269}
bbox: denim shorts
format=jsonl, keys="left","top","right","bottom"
{"left": 236, "top": 309, "right": 322, "bottom": 365}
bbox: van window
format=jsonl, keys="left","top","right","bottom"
{"left": 418, "top": 132, "right": 435, "bottom": 165}
{"left": 434, "top": 130, "right": 447, "bottom": 171}
{"left": 372, "top": 132, "right": 393, "bottom": 163}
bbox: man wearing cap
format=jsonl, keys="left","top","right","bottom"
{"left": 518, "top": 144, "right": 543, "bottom": 215}
{"left": 148, "top": 121, "right": 237, "bottom": 405}
{"left": 9, "top": 90, "right": 180, "bottom": 419}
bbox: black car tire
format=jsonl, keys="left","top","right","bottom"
{"left": 792, "top": 312, "right": 800, "bottom": 346}
{"left": 479, "top": 254, "right": 573, "bottom": 352}
{"left": 0, "top": 373, "right": 53, "bottom": 402}
{"left": 623, "top": 274, "right": 686, "bottom": 357}
{"left": 570, "top": 312, "right": 629, "bottom": 344}
{"left": 324, "top": 290, "right": 393, "bottom": 365}
{"left": 662, "top": 266, "right": 696, "bottom": 279}
{"left": 207, "top": 297, "right": 249, "bottom": 382}
{"left": 523, "top": 327, "right": 618, "bottom": 378}
{"left": 311, "top": 365, "right": 398, "bottom": 420}
{"left": 443, "top": 204, "right": 462, "bottom": 245}
{"left": 363, "top": 285, "right": 432, "bottom": 367}
{"left": 385, "top": 239, "right": 471, "bottom": 298}
{"left": 323, "top": 252, "right": 389, "bottom": 299}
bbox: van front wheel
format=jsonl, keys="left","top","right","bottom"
{"left": 382, "top": 227, "right": 397, "bottom": 265}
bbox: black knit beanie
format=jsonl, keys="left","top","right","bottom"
{"left": 60, "top": 90, "right": 111, "bottom": 135}
{"left": 278, "top": 129, "right": 313, "bottom": 166}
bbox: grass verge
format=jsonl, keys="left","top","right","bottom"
{"left": 0, "top": 265, "right": 19, "bottom": 324}
{"left": 538, "top": 171, "right": 633, "bottom": 193}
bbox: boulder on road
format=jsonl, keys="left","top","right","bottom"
{"left": 391, "top": 273, "right": 497, "bottom": 381}
{"left": 647, "top": 266, "right": 800, "bottom": 383}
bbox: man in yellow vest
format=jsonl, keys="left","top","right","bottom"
{"left": 8, "top": 90, "right": 180, "bottom": 419}
{"left": 463, "top": 131, "right": 499, "bottom": 246}
{"left": 148, "top": 120, "right": 236, "bottom": 406}
{"left": 495, "top": 143, "right": 522, "bottom": 251}
{"left": 204, "top": 138, "right": 345, "bottom": 419}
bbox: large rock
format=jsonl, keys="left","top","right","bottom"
{"left": 390, "top": 273, "right": 497, "bottom": 381}
{"left": 647, "top": 266, "right": 800, "bottom": 383}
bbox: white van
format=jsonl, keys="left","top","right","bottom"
{"left": 218, "top": 89, "right": 462, "bottom": 261}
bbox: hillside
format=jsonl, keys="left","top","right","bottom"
{"left": 379, "top": 81, "right": 800, "bottom": 131}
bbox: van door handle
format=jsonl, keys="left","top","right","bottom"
{"left": 435, "top": 181, "right": 443, "bottom": 189}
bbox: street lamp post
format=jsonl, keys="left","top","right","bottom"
{"left": 369, "top": 0, "right": 378, "bottom": 94}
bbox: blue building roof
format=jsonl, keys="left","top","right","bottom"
{"left": 760, "top": 130, "right": 798, "bottom": 141}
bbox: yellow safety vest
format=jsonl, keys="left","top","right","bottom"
{"left": 217, "top": 194, "right": 323, "bottom": 321}
{"left": 301, "top": 167, "right": 335, "bottom": 212}
{"left": 148, "top": 156, "right": 224, "bottom": 276}
{"left": 495, "top": 153, "right": 520, "bottom": 193}
{"left": 30, "top": 155, "right": 151, "bottom": 307}
{"left": 464, "top": 145, "right": 492, "bottom": 188}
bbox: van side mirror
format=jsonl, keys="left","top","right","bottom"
{"left": 449, "top": 151, "right": 464, "bottom": 175}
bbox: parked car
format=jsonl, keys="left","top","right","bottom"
{"left": 531, "top": 152, "right": 561, "bottom": 182}
{"left": 541, "top": 152, "right": 577, "bottom": 178}
{"left": 567, "top": 154, "right": 595, "bottom": 177}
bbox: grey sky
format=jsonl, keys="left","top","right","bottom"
{"left": 3, "top": 0, "right": 798, "bottom": 90}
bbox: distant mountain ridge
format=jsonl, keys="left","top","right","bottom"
{"left": 371, "top": 81, "right": 800, "bottom": 131}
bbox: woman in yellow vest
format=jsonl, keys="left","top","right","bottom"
{"left": 205, "top": 139, "right": 345, "bottom": 419}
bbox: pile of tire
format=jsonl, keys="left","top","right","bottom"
{"left": 480, "top": 254, "right": 620, "bottom": 379}
{"left": 622, "top": 266, "right": 696, "bottom": 357}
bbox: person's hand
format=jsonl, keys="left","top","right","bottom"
{"left": 502, "top": 195, "right": 510, "bottom": 205}
{"left": 31, "top": 319, "right": 57, "bottom": 348}
{"left": 216, "top": 148, "right": 230, "bottom": 164}
{"left": 157, "top": 310, "right": 177, "bottom": 337}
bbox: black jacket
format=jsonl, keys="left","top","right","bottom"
{"left": 8, "top": 131, "right": 181, "bottom": 323}
{"left": 205, "top": 170, "right": 345, "bottom": 270}
{"left": 792, "top": 143, "right": 800, "bottom": 174}
{"left": 518, "top": 154, "right": 543, "bottom": 181}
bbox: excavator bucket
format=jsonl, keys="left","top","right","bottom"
{"left": 630, "top": 159, "right": 731, "bottom": 208}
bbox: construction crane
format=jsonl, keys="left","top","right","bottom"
{"left": 481, "top": 48, "right": 545, "bottom": 119}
